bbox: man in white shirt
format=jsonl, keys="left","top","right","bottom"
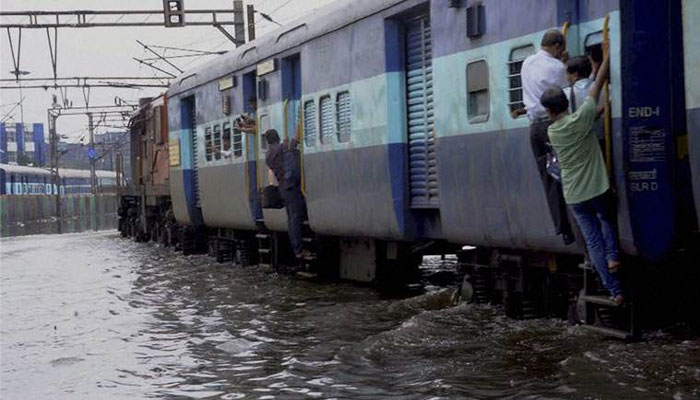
{"left": 520, "top": 29, "right": 575, "bottom": 244}
{"left": 209, "top": 135, "right": 233, "bottom": 160}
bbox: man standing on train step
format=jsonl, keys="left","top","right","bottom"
{"left": 540, "top": 45, "right": 623, "bottom": 304}
{"left": 520, "top": 29, "right": 575, "bottom": 245}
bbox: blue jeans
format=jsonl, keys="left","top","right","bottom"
{"left": 570, "top": 191, "right": 622, "bottom": 297}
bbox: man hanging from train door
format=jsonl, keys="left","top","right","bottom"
{"left": 540, "top": 45, "right": 623, "bottom": 304}
{"left": 263, "top": 129, "right": 310, "bottom": 260}
{"left": 518, "top": 29, "right": 576, "bottom": 245}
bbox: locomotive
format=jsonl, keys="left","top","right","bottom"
{"left": 120, "top": 0, "right": 700, "bottom": 338}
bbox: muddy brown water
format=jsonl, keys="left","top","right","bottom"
{"left": 1, "top": 231, "right": 699, "bottom": 399}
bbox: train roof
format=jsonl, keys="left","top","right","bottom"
{"left": 168, "top": 0, "right": 404, "bottom": 96}
{"left": 0, "top": 164, "right": 116, "bottom": 179}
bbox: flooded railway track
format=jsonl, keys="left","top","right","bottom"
{"left": 1, "top": 231, "right": 699, "bottom": 399}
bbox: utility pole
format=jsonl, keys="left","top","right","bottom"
{"left": 233, "top": 1, "right": 245, "bottom": 47}
{"left": 246, "top": 4, "right": 256, "bottom": 42}
{"left": 48, "top": 108, "right": 61, "bottom": 234}
{"left": 88, "top": 112, "right": 96, "bottom": 194}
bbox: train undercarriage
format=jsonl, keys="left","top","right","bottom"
{"left": 117, "top": 207, "right": 700, "bottom": 340}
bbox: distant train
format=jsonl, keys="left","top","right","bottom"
{"left": 0, "top": 163, "right": 118, "bottom": 195}
{"left": 120, "top": 0, "right": 700, "bottom": 338}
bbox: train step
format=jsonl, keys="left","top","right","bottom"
{"left": 578, "top": 262, "right": 594, "bottom": 271}
{"left": 258, "top": 248, "right": 271, "bottom": 254}
{"left": 296, "top": 271, "right": 318, "bottom": 279}
{"left": 580, "top": 324, "right": 632, "bottom": 340}
{"left": 580, "top": 295, "right": 622, "bottom": 307}
{"left": 580, "top": 262, "right": 636, "bottom": 340}
{"left": 256, "top": 234, "right": 270, "bottom": 239}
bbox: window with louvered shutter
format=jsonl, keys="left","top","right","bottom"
{"left": 336, "top": 91, "right": 351, "bottom": 143}
{"left": 303, "top": 100, "right": 317, "bottom": 147}
{"left": 319, "top": 95, "right": 333, "bottom": 144}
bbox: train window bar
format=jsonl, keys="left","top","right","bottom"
{"left": 222, "top": 121, "right": 232, "bottom": 153}
{"left": 213, "top": 124, "right": 222, "bottom": 161}
{"left": 507, "top": 44, "right": 535, "bottom": 114}
{"left": 205, "top": 126, "right": 213, "bottom": 162}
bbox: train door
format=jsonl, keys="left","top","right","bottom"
{"left": 282, "top": 54, "right": 302, "bottom": 141}
{"left": 181, "top": 95, "right": 201, "bottom": 208}
{"left": 405, "top": 15, "right": 439, "bottom": 208}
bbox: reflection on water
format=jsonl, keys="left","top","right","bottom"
{"left": 1, "top": 232, "right": 699, "bottom": 399}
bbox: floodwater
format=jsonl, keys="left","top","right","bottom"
{"left": 1, "top": 232, "right": 699, "bottom": 399}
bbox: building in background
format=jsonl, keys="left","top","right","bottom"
{"left": 0, "top": 122, "right": 46, "bottom": 166}
{"left": 57, "top": 131, "right": 130, "bottom": 176}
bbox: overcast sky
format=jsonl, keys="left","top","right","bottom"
{"left": 0, "top": 0, "right": 340, "bottom": 143}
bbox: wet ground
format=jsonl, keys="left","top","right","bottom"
{"left": 1, "top": 232, "right": 699, "bottom": 399}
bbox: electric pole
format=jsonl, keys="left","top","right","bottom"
{"left": 88, "top": 112, "right": 96, "bottom": 194}
{"left": 48, "top": 108, "right": 61, "bottom": 234}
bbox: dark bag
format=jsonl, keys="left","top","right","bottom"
{"left": 262, "top": 185, "right": 284, "bottom": 209}
{"left": 545, "top": 143, "right": 562, "bottom": 182}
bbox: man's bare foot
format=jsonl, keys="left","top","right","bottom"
{"left": 612, "top": 294, "right": 624, "bottom": 306}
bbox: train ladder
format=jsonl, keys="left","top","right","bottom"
{"left": 578, "top": 262, "right": 637, "bottom": 340}
{"left": 256, "top": 232, "right": 274, "bottom": 269}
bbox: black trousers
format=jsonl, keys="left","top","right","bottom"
{"left": 282, "top": 187, "right": 307, "bottom": 256}
{"left": 529, "top": 119, "right": 574, "bottom": 241}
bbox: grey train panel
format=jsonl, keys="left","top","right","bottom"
{"left": 198, "top": 164, "right": 256, "bottom": 230}
{"left": 304, "top": 145, "right": 401, "bottom": 240}
{"left": 437, "top": 126, "right": 636, "bottom": 254}
{"left": 170, "top": 169, "right": 191, "bottom": 225}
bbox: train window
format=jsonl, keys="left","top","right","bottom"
{"left": 467, "top": 60, "right": 490, "bottom": 122}
{"left": 7, "top": 130, "right": 15, "bottom": 142}
{"left": 259, "top": 114, "right": 270, "bottom": 150}
{"left": 223, "top": 121, "right": 232, "bottom": 154}
{"left": 508, "top": 44, "right": 535, "bottom": 114}
{"left": 303, "top": 100, "right": 317, "bottom": 147}
{"left": 585, "top": 32, "right": 604, "bottom": 79}
{"left": 336, "top": 91, "right": 351, "bottom": 143}
{"left": 232, "top": 123, "right": 243, "bottom": 158}
{"left": 213, "top": 124, "right": 222, "bottom": 160}
{"left": 319, "top": 95, "right": 334, "bottom": 144}
{"left": 205, "top": 126, "right": 213, "bottom": 161}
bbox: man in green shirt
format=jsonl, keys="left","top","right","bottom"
{"left": 540, "top": 48, "right": 623, "bottom": 304}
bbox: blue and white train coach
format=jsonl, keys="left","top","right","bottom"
{"left": 0, "top": 164, "right": 117, "bottom": 195}
{"left": 164, "top": 0, "right": 698, "bottom": 311}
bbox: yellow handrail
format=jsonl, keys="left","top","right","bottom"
{"left": 602, "top": 14, "right": 613, "bottom": 184}
{"left": 561, "top": 20, "right": 570, "bottom": 37}
{"left": 282, "top": 99, "right": 289, "bottom": 139}
{"left": 297, "top": 104, "right": 305, "bottom": 195}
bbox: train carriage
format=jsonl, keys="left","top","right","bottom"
{"left": 156, "top": 0, "right": 699, "bottom": 336}
{"left": 0, "top": 163, "right": 117, "bottom": 195}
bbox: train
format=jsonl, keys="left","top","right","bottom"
{"left": 0, "top": 163, "right": 118, "bottom": 195}
{"left": 119, "top": 0, "right": 700, "bottom": 338}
